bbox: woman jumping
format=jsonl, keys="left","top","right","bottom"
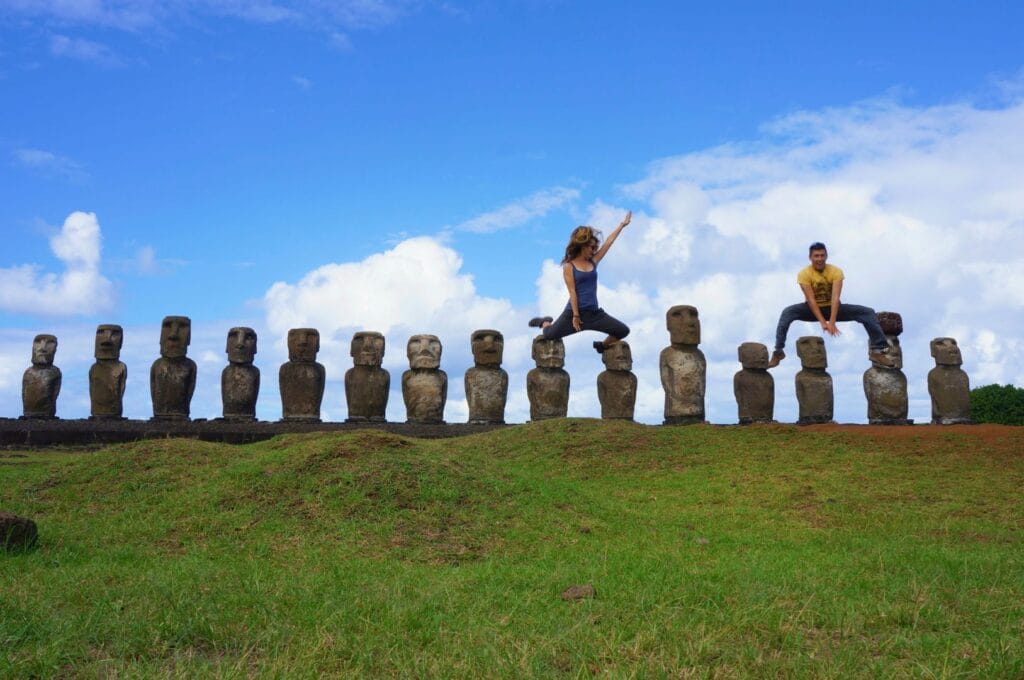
{"left": 529, "top": 211, "right": 632, "bottom": 353}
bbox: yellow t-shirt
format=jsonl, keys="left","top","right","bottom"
{"left": 797, "top": 264, "right": 844, "bottom": 307}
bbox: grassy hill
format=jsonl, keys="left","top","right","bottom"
{"left": 2, "top": 421, "right": 1022, "bottom": 678}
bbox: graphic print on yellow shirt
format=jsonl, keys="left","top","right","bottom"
{"left": 797, "top": 264, "right": 844, "bottom": 307}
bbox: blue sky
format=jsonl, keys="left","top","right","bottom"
{"left": 2, "top": 1, "right": 1023, "bottom": 424}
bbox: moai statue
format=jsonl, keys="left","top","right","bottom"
{"left": 734, "top": 342, "right": 774, "bottom": 424}
{"left": 928, "top": 337, "right": 973, "bottom": 424}
{"left": 527, "top": 336, "right": 569, "bottom": 420}
{"left": 464, "top": 329, "right": 508, "bottom": 424}
{"left": 21, "top": 334, "right": 60, "bottom": 419}
{"left": 660, "top": 305, "right": 706, "bottom": 425}
{"left": 345, "top": 331, "right": 389, "bottom": 422}
{"left": 279, "top": 328, "right": 325, "bottom": 422}
{"left": 597, "top": 341, "right": 636, "bottom": 420}
{"left": 863, "top": 312, "right": 911, "bottom": 425}
{"left": 221, "top": 327, "right": 259, "bottom": 421}
{"left": 89, "top": 324, "right": 127, "bottom": 420}
{"left": 402, "top": 334, "right": 446, "bottom": 424}
{"left": 150, "top": 316, "right": 196, "bottom": 421}
{"left": 795, "top": 336, "right": 833, "bottom": 424}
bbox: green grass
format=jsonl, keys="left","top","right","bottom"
{"left": 2, "top": 421, "right": 1023, "bottom": 678}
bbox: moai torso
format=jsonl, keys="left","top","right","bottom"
{"left": 151, "top": 316, "right": 196, "bottom": 420}
{"left": 402, "top": 334, "right": 446, "bottom": 424}
{"left": 89, "top": 324, "right": 127, "bottom": 419}
{"left": 527, "top": 336, "right": 569, "bottom": 420}
{"left": 465, "top": 329, "right": 508, "bottom": 424}
{"left": 345, "top": 331, "right": 389, "bottom": 422}
{"left": 222, "top": 327, "right": 259, "bottom": 421}
{"left": 795, "top": 336, "right": 833, "bottom": 424}
{"left": 22, "top": 334, "right": 61, "bottom": 419}
{"left": 660, "top": 305, "right": 706, "bottom": 424}
{"left": 280, "top": 328, "right": 326, "bottom": 422}
{"left": 597, "top": 341, "right": 636, "bottom": 420}
{"left": 734, "top": 342, "right": 774, "bottom": 424}
{"left": 863, "top": 314, "right": 910, "bottom": 424}
{"left": 928, "top": 337, "right": 972, "bottom": 424}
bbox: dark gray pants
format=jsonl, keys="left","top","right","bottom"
{"left": 774, "top": 303, "right": 887, "bottom": 352}
{"left": 542, "top": 307, "right": 630, "bottom": 341}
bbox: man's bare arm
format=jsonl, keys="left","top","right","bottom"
{"left": 827, "top": 279, "right": 843, "bottom": 336}
{"left": 800, "top": 284, "right": 829, "bottom": 328}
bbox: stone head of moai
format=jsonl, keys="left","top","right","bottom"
{"left": 226, "top": 327, "right": 257, "bottom": 364}
{"left": 738, "top": 342, "right": 769, "bottom": 370}
{"left": 159, "top": 316, "right": 191, "bottom": 359}
{"left": 94, "top": 324, "right": 123, "bottom": 360}
{"left": 871, "top": 335, "right": 904, "bottom": 370}
{"left": 288, "top": 328, "right": 320, "bottom": 362}
{"left": 797, "top": 336, "right": 827, "bottom": 369}
{"left": 31, "top": 334, "right": 58, "bottom": 366}
{"left": 602, "top": 341, "right": 633, "bottom": 371}
{"left": 532, "top": 335, "right": 565, "bottom": 369}
{"left": 931, "top": 337, "right": 963, "bottom": 367}
{"left": 666, "top": 305, "right": 700, "bottom": 346}
{"left": 470, "top": 329, "right": 504, "bottom": 367}
{"left": 877, "top": 311, "right": 903, "bottom": 337}
{"left": 351, "top": 331, "right": 385, "bottom": 367}
{"left": 407, "top": 334, "right": 441, "bottom": 369}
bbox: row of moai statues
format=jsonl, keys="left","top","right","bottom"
{"left": 19, "top": 308, "right": 973, "bottom": 425}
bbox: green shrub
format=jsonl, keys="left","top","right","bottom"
{"left": 970, "top": 383, "right": 1024, "bottom": 425}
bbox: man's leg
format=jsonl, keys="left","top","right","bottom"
{"left": 835, "top": 304, "right": 887, "bottom": 350}
{"left": 770, "top": 303, "right": 817, "bottom": 367}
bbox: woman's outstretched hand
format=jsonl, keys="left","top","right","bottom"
{"left": 620, "top": 211, "right": 632, "bottom": 228}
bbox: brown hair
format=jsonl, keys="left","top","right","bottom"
{"left": 562, "top": 226, "right": 602, "bottom": 263}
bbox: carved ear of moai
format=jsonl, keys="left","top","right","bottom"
{"left": 532, "top": 335, "right": 565, "bottom": 369}
{"left": 94, "top": 324, "right": 123, "bottom": 360}
{"left": 226, "top": 327, "right": 258, "bottom": 364}
{"left": 352, "top": 331, "right": 385, "bottom": 366}
{"left": 796, "top": 336, "right": 827, "bottom": 369}
{"left": 31, "top": 334, "right": 58, "bottom": 366}
{"left": 470, "top": 329, "right": 504, "bottom": 367}
{"left": 159, "top": 316, "right": 191, "bottom": 358}
{"left": 737, "top": 342, "right": 769, "bottom": 369}
{"left": 666, "top": 305, "right": 700, "bottom": 345}
{"left": 601, "top": 341, "right": 632, "bottom": 371}
{"left": 931, "top": 337, "right": 963, "bottom": 366}
{"left": 407, "top": 334, "right": 442, "bottom": 369}
{"left": 288, "top": 328, "right": 321, "bottom": 362}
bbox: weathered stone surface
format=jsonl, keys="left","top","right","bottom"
{"left": 280, "top": 328, "right": 325, "bottom": 422}
{"left": 928, "top": 337, "right": 972, "bottom": 424}
{"left": 527, "top": 336, "right": 569, "bottom": 420}
{"left": 877, "top": 311, "right": 904, "bottom": 337}
{"left": 89, "top": 324, "right": 127, "bottom": 420}
{"left": 561, "top": 584, "right": 596, "bottom": 601}
{"left": 150, "top": 316, "right": 196, "bottom": 421}
{"left": 345, "top": 331, "right": 389, "bottom": 422}
{"left": 597, "top": 341, "right": 636, "bottom": 420}
{"left": 795, "top": 336, "right": 833, "bottom": 424}
{"left": 734, "top": 342, "right": 774, "bottom": 424}
{"left": 402, "top": 334, "right": 446, "bottom": 424}
{"left": 0, "top": 512, "right": 38, "bottom": 551}
{"left": 661, "top": 305, "right": 705, "bottom": 425}
{"left": 864, "top": 329, "right": 911, "bottom": 425}
{"left": 465, "top": 329, "right": 508, "bottom": 424}
{"left": 22, "top": 334, "right": 60, "bottom": 420}
{"left": 221, "top": 327, "right": 259, "bottom": 421}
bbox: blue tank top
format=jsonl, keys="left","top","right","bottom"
{"left": 566, "top": 261, "right": 599, "bottom": 311}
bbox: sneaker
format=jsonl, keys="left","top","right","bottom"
{"left": 593, "top": 341, "right": 606, "bottom": 354}
{"left": 767, "top": 350, "right": 785, "bottom": 368}
{"left": 528, "top": 316, "right": 553, "bottom": 328}
{"left": 869, "top": 349, "right": 895, "bottom": 368}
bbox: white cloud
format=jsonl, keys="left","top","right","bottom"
{"left": 49, "top": 34, "right": 121, "bottom": 65}
{"left": 452, "top": 187, "right": 581, "bottom": 234}
{"left": 0, "top": 211, "right": 115, "bottom": 316}
{"left": 291, "top": 74, "right": 312, "bottom": 90}
{"left": 12, "top": 148, "right": 87, "bottom": 181}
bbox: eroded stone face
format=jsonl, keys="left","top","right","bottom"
{"left": 23, "top": 335, "right": 61, "bottom": 419}
{"left": 872, "top": 335, "right": 904, "bottom": 370}
{"left": 931, "top": 337, "right": 962, "bottom": 366}
{"left": 152, "top": 317, "right": 196, "bottom": 420}
{"left": 159, "top": 316, "right": 191, "bottom": 359}
{"left": 31, "top": 334, "right": 57, "bottom": 366}
{"left": 734, "top": 342, "right": 773, "bottom": 424}
{"left": 738, "top": 342, "right": 769, "bottom": 370}
{"left": 666, "top": 305, "right": 700, "bottom": 346}
{"left": 928, "top": 337, "right": 971, "bottom": 424}
{"left": 598, "top": 341, "right": 636, "bottom": 420}
{"left": 94, "top": 324, "right": 123, "bottom": 360}
{"left": 602, "top": 341, "right": 633, "bottom": 372}
{"left": 352, "top": 331, "right": 385, "bottom": 367}
{"left": 471, "top": 329, "right": 504, "bottom": 367}
{"left": 407, "top": 334, "right": 441, "bottom": 370}
{"left": 532, "top": 336, "right": 565, "bottom": 369}
{"left": 226, "top": 327, "right": 257, "bottom": 364}
{"left": 797, "top": 336, "right": 827, "bottom": 369}
{"left": 877, "top": 311, "right": 903, "bottom": 336}
{"left": 288, "top": 328, "right": 320, "bottom": 362}
{"left": 864, "top": 345, "right": 909, "bottom": 425}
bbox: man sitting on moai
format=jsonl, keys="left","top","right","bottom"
{"left": 90, "top": 324, "right": 127, "bottom": 420}
{"left": 928, "top": 337, "right": 973, "bottom": 425}
{"left": 734, "top": 342, "right": 774, "bottom": 424}
{"left": 150, "top": 316, "right": 196, "bottom": 421}
{"left": 597, "top": 340, "right": 636, "bottom": 420}
{"left": 769, "top": 242, "right": 894, "bottom": 369}
{"left": 465, "top": 329, "right": 508, "bottom": 424}
{"left": 222, "top": 327, "right": 259, "bottom": 421}
{"left": 527, "top": 336, "right": 570, "bottom": 420}
{"left": 280, "top": 328, "right": 326, "bottom": 422}
{"left": 21, "top": 334, "right": 60, "bottom": 419}
{"left": 795, "top": 336, "right": 833, "bottom": 424}
{"left": 402, "top": 334, "right": 446, "bottom": 424}
{"left": 863, "top": 312, "right": 911, "bottom": 425}
{"left": 660, "top": 305, "right": 706, "bottom": 425}
{"left": 346, "top": 331, "right": 389, "bottom": 422}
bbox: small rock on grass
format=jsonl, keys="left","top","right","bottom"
{"left": 0, "top": 511, "right": 38, "bottom": 551}
{"left": 561, "top": 584, "right": 596, "bottom": 601}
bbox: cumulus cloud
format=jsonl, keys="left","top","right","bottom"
{"left": 452, "top": 187, "right": 581, "bottom": 234}
{"left": 0, "top": 211, "right": 115, "bottom": 316}
{"left": 49, "top": 34, "right": 121, "bottom": 65}
{"left": 12, "top": 148, "right": 87, "bottom": 181}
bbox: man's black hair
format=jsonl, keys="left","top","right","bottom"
{"left": 808, "top": 241, "right": 827, "bottom": 255}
